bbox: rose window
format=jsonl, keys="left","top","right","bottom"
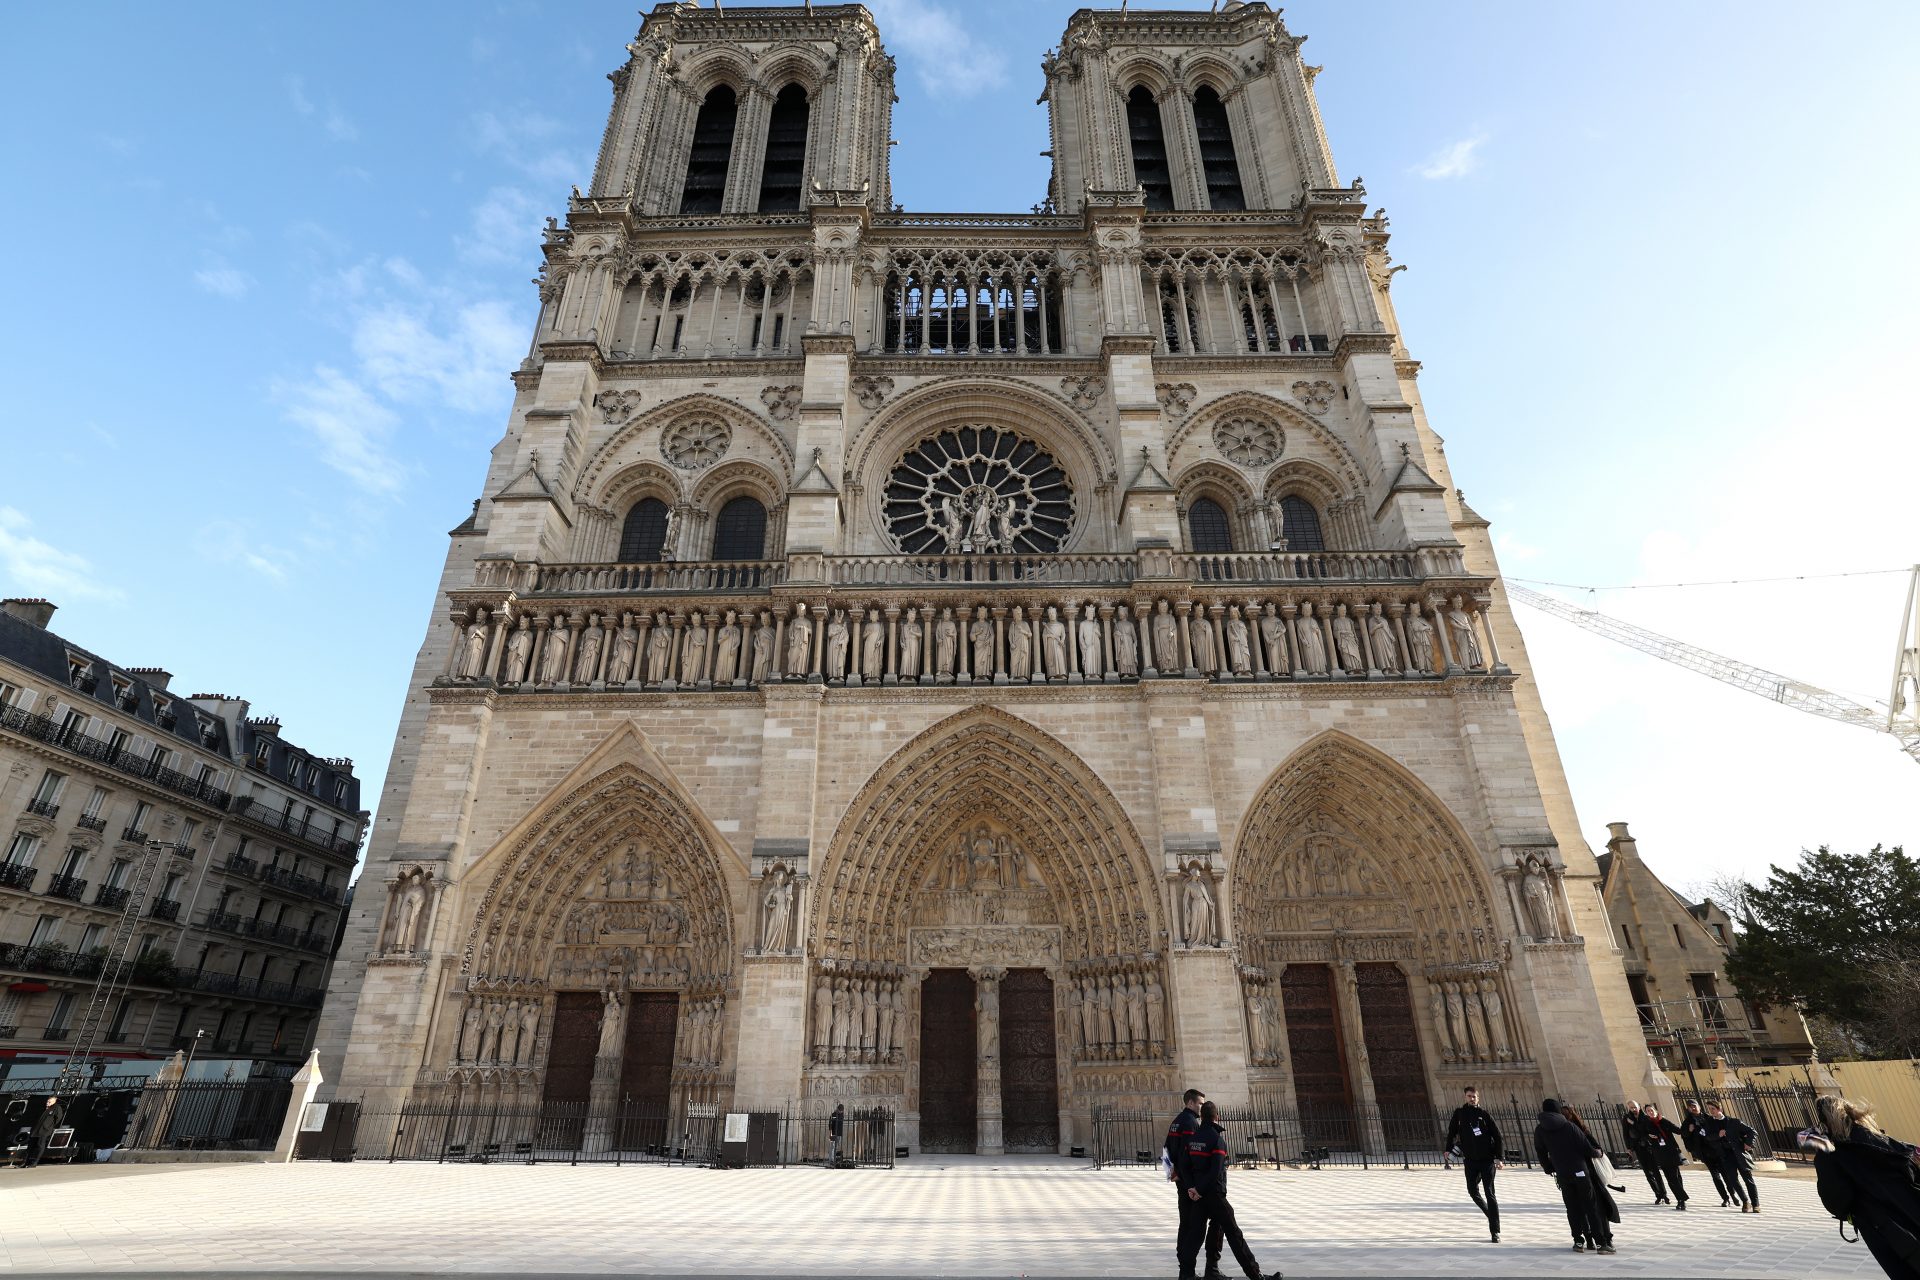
{"left": 662, "top": 417, "right": 730, "bottom": 471}
{"left": 883, "top": 426, "right": 1074, "bottom": 555}
{"left": 1212, "top": 415, "right": 1283, "bottom": 467}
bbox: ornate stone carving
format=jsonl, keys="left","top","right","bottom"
{"left": 1060, "top": 375, "right": 1105, "bottom": 411}
{"left": 1156, "top": 382, "right": 1196, "bottom": 419}
{"left": 594, "top": 388, "right": 645, "bottom": 425}
{"left": 382, "top": 867, "right": 434, "bottom": 955}
{"left": 910, "top": 926, "right": 1061, "bottom": 968}
{"left": 851, "top": 374, "right": 894, "bottom": 410}
{"left": 759, "top": 384, "right": 802, "bottom": 423}
{"left": 662, "top": 416, "right": 731, "bottom": 470}
{"left": 1212, "top": 415, "right": 1282, "bottom": 466}
{"left": 1291, "top": 379, "right": 1336, "bottom": 414}
{"left": 883, "top": 426, "right": 1072, "bottom": 555}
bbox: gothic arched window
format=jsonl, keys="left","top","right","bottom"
{"left": 619, "top": 498, "right": 670, "bottom": 562}
{"left": 1192, "top": 85, "right": 1245, "bottom": 211}
{"left": 710, "top": 496, "right": 768, "bottom": 561}
{"left": 757, "top": 84, "right": 809, "bottom": 212}
{"left": 1126, "top": 86, "right": 1174, "bottom": 211}
{"left": 1187, "top": 497, "right": 1234, "bottom": 553}
{"left": 680, "top": 85, "right": 739, "bottom": 215}
{"left": 1278, "top": 496, "right": 1326, "bottom": 552}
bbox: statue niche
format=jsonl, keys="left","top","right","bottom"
{"left": 912, "top": 822, "right": 1054, "bottom": 928}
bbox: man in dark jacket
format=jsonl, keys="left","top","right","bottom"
{"left": 1639, "top": 1104, "right": 1690, "bottom": 1209}
{"left": 1704, "top": 1100, "right": 1760, "bottom": 1212}
{"left": 1682, "top": 1099, "right": 1733, "bottom": 1206}
{"left": 1445, "top": 1086, "right": 1505, "bottom": 1241}
{"left": 26, "top": 1096, "right": 65, "bottom": 1168}
{"left": 1621, "top": 1100, "right": 1669, "bottom": 1203}
{"left": 828, "top": 1104, "right": 845, "bottom": 1165}
{"left": 1167, "top": 1089, "right": 1222, "bottom": 1278}
{"left": 1536, "top": 1098, "right": 1615, "bottom": 1253}
{"left": 1175, "top": 1102, "right": 1281, "bottom": 1280}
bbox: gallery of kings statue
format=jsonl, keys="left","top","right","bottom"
{"left": 317, "top": 2, "right": 1662, "bottom": 1156}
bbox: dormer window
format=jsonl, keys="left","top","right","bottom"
{"left": 112, "top": 676, "right": 137, "bottom": 710}
{"left": 65, "top": 654, "right": 95, "bottom": 692}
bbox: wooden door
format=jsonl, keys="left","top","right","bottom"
{"left": 1280, "top": 963, "right": 1353, "bottom": 1145}
{"left": 541, "top": 992, "right": 601, "bottom": 1107}
{"left": 999, "top": 968, "right": 1059, "bottom": 1152}
{"left": 919, "top": 968, "right": 977, "bottom": 1153}
{"left": 616, "top": 991, "right": 678, "bottom": 1152}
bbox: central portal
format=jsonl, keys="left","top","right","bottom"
{"left": 999, "top": 968, "right": 1059, "bottom": 1152}
{"left": 919, "top": 968, "right": 977, "bottom": 1152}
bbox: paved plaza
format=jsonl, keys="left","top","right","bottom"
{"left": 0, "top": 1158, "right": 1866, "bottom": 1278}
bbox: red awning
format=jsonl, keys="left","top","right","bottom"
{"left": 7, "top": 981, "right": 50, "bottom": 994}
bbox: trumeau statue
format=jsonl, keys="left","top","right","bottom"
{"left": 391, "top": 871, "right": 428, "bottom": 952}
{"left": 787, "top": 603, "right": 813, "bottom": 675}
{"left": 504, "top": 615, "right": 533, "bottom": 683}
{"left": 1522, "top": 858, "right": 1558, "bottom": 939}
{"left": 899, "top": 608, "right": 924, "bottom": 677}
{"left": 761, "top": 868, "right": 795, "bottom": 951}
{"left": 1077, "top": 605, "right": 1102, "bottom": 678}
{"left": 597, "top": 987, "right": 625, "bottom": 1058}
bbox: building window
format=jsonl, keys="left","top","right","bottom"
{"left": 78, "top": 923, "right": 105, "bottom": 954}
{"left": 618, "top": 498, "right": 671, "bottom": 562}
{"left": 1710, "top": 922, "right": 1727, "bottom": 944}
{"left": 1186, "top": 498, "right": 1234, "bottom": 553}
{"left": 757, "top": 83, "right": 809, "bottom": 212}
{"left": 130, "top": 800, "right": 152, "bottom": 834}
{"left": 83, "top": 786, "right": 108, "bottom": 818}
{"left": 1191, "top": 85, "right": 1245, "bottom": 210}
{"left": 32, "top": 770, "right": 66, "bottom": 805}
{"left": 106, "top": 859, "right": 131, "bottom": 889}
{"left": 46, "top": 993, "right": 74, "bottom": 1034}
{"left": 105, "top": 726, "right": 128, "bottom": 755}
{"left": 5, "top": 833, "right": 40, "bottom": 867}
{"left": 1125, "top": 86, "right": 1173, "bottom": 210}
{"left": 710, "top": 497, "right": 768, "bottom": 561}
{"left": 160, "top": 872, "right": 183, "bottom": 902}
{"left": 0, "top": 680, "right": 21, "bottom": 709}
{"left": 679, "top": 85, "right": 738, "bottom": 215}
{"left": 57, "top": 847, "right": 86, "bottom": 878}
{"left": 1277, "top": 496, "right": 1326, "bottom": 551}
{"left": 60, "top": 707, "right": 90, "bottom": 738}
{"left": 1673, "top": 922, "right": 1689, "bottom": 949}
{"left": 28, "top": 914, "right": 60, "bottom": 948}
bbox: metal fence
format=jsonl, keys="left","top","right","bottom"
{"left": 120, "top": 1080, "right": 293, "bottom": 1152}
{"left": 320, "top": 1098, "right": 894, "bottom": 1169}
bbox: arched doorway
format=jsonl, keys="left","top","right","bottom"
{"left": 808, "top": 708, "right": 1168, "bottom": 1154}
{"left": 1231, "top": 733, "right": 1537, "bottom": 1149}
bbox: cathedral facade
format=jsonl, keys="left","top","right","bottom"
{"left": 319, "top": 1, "right": 1656, "bottom": 1154}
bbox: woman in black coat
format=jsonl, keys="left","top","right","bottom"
{"left": 1805, "top": 1095, "right": 1920, "bottom": 1280}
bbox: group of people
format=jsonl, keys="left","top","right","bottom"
{"left": 1165, "top": 1089, "right": 1284, "bottom": 1280}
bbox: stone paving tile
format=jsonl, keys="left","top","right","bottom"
{"left": 0, "top": 1160, "right": 1874, "bottom": 1278}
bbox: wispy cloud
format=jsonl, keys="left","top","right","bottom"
{"left": 457, "top": 187, "right": 545, "bottom": 267}
{"left": 472, "top": 110, "right": 586, "bottom": 185}
{"left": 193, "top": 259, "right": 253, "bottom": 299}
{"left": 864, "top": 0, "right": 1009, "bottom": 98}
{"left": 0, "top": 507, "right": 121, "bottom": 603}
{"left": 276, "top": 365, "right": 406, "bottom": 496}
{"left": 1413, "top": 133, "right": 1487, "bottom": 180}
{"left": 194, "top": 520, "right": 291, "bottom": 582}
{"left": 287, "top": 75, "right": 358, "bottom": 142}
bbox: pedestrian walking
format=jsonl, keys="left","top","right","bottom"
{"left": 25, "top": 1096, "right": 63, "bottom": 1168}
{"left": 1703, "top": 1100, "right": 1760, "bottom": 1212}
{"left": 1621, "top": 1100, "right": 1669, "bottom": 1204}
{"left": 1802, "top": 1094, "right": 1920, "bottom": 1279}
{"left": 1167, "top": 1089, "right": 1224, "bottom": 1278}
{"left": 1174, "top": 1101, "right": 1282, "bottom": 1280}
{"left": 828, "top": 1103, "right": 845, "bottom": 1166}
{"left": 1682, "top": 1099, "right": 1734, "bottom": 1207}
{"left": 1536, "top": 1099, "right": 1617, "bottom": 1254}
{"left": 1639, "top": 1104, "right": 1690, "bottom": 1210}
{"left": 1444, "top": 1085, "right": 1505, "bottom": 1242}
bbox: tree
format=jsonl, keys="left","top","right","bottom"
{"left": 1722, "top": 845, "right": 1920, "bottom": 1058}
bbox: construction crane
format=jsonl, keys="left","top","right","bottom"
{"left": 1506, "top": 572, "right": 1920, "bottom": 765}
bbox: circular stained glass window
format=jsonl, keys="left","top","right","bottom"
{"left": 883, "top": 426, "right": 1074, "bottom": 555}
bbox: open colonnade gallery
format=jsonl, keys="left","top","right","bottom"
{"left": 317, "top": 1, "right": 1655, "bottom": 1155}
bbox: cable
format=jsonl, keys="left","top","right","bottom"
{"left": 1508, "top": 568, "right": 1909, "bottom": 593}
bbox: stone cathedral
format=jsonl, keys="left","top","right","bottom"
{"left": 319, "top": 1, "right": 1657, "bottom": 1155}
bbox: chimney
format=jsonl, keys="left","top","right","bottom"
{"left": 128, "top": 667, "right": 173, "bottom": 692}
{"left": 1, "top": 598, "right": 57, "bottom": 629}
{"left": 1605, "top": 822, "right": 1639, "bottom": 858}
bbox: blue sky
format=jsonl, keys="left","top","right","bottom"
{"left": 3, "top": 1, "right": 1915, "bottom": 892}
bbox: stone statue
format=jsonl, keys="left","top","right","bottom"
{"left": 1125, "top": 977, "right": 1147, "bottom": 1047}
{"left": 646, "top": 612, "right": 673, "bottom": 682}
{"left": 459, "top": 616, "right": 489, "bottom": 680}
{"left": 1479, "top": 979, "right": 1512, "bottom": 1058}
{"left": 1078, "top": 980, "right": 1101, "bottom": 1055}
{"left": 1446, "top": 596, "right": 1483, "bottom": 668}
{"left": 1041, "top": 606, "right": 1068, "bottom": 678}
{"left": 1182, "top": 866, "right": 1218, "bottom": 946}
{"left": 862, "top": 612, "right": 885, "bottom": 677}
{"left": 516, "top": 1002, "right": 539, "bottom": 1066}
{"left": 979, "top": 993, "right": 999, "bottom": 1059}
{"left": 572, "top": 617, "right": 604, "bottom": 683}
{"left": 936, "top": 495, "right": 963, "bottom": 552}
{"left": 1332, "top": 604, "right": 1365, "bottom": 672}
{"left": 969, "top": 607, "right": 994, "bottom": 677}
{"left": 1366, "top": 604, "right": 1398, "bottom": 672}
{"left": 504, "top": 616, "right": 534, "bottom": 683}
{"left": 752, "top": 614, "right": 774, "bottom": 682}
{"left": 1007, "top": 609, "right": 1033, "bottom": 680}
{"left": 824, "top": 611, "right": 850, "bottom": 680}
{"left": 608, "top": 615, "right": 638, "bottom": 683}
{"left": 811, "top": 972, "right": 833, "bottom": 1057}
{"left": 1225, "top": 607, "right": 1252, "bottom": 676}
{"left": 829, "top": 976, "right": 852, "bottom": 1060}
{"left": 993, "top": 495, "right": 1019, "bottom": 550}
{"left": 1429, "top": 986, "right": 1454, "bottom": 1059}
{"left": 1145, "top": 976, "right": 1166, "bottom": 1046}
{"left": 483, "top": 1001, "right": 507, "bottom": 1062}
{"left": 1404, "top": 602, "right": 1435, "bottom": 674}
{"left": 1246, "top": 989, "right": 1269, "bottom": 1061}
{"left": 1114, "top": 606, "right": 1139, "bottom": 675}
{"left": 761, "top": 870, "right": 793, "bottom": 951}
{"left": 965, "top": 491, "right": 995, "bottom": 550}
{"left": 945, "top": 836, "right": 970, "bottom": 891}
{"left": 878, "top": 984, "right": 899, "bottom": 1059}
{"left": 716, "top": 611, "right": 742, "bottom": 682}
{"left": 1151, "top": 599, "right": 1179, "bottom": 671}
{"left": 539, "top": 622, "right": 569, "bottom": 684}
{"left": 1077, "top": 605, "right": 1102, "bottom": 678}
{"left": 1296, "top": 603, "right": 1329, "bottom": 674}
{"left": 1188, "top": 612, "right": 1216, "bottom": 674}
{"left": 934, "top": 607, "right": 958, "bottom": 677}
{"left": 392, "top": 872, "right": 427, "bottom": 952}
{"left": 683, "top": 614, "right": 709, "bottom": 682}
{"left": 1443, "top": 982, "right": 1471, "bottom": 1060}
{"left": 899, "top": 609, "right": 923, "bottom": 678}
{"left": 1522, "top": 859, "right": 1558, "bottom": 938}
{"left": 859, "top": 978, "right": 879, "bottom": 1059}
{"left": 459, "top": 1001, "right": 483, "bottom": 1061}
{"left": 787, "top": 604, "right": 813, "bottom": 676}
{"left": 1258, "top": 609, "right": 1287, "bottom": 674}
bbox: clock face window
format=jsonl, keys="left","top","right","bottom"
{"left": 662, "top": 417, "right": 731, "bottom": 470}
{"left": 1212, "top": 416, "right": 1282, "bottom": 467}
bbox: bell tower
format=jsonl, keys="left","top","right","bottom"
{"left": 591, "top": 2, "right": 896, "bottom": 215}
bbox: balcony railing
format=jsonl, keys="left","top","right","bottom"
{"left": 258, "top": 864, "right": 340, "bottom": 904}
{"left": 75, "top": 813, "right": 106, "bottom": 832}
{"left": 95, "top": 884, "right": 130, "bottom": 909}
{"left": 45, "top": 873, "right": 87, "bottom": 902}
{"left": 829, "top": 553, "right": 1137, "bottom": 588}
{"left": 147, "top": 897, "right": 181, "bottom": 921}
{"left": 41, "top": 1026, "right": 71, "bottom": 1041}
{"left": 225, "top": 854, "right": 259, "bottom": 877}
{"left": 0, "top": 704, "right": 231, "bottom": 809}
{"left": 174, "top": 967, "right": 326, "bottom": 1009}
{"left": 25, "top": 798, "right": 59, "bottom": 819}
{"left": 0, "top": 942, "right": 103, "bottom": 979}
{"left": 0, "top": 863, "right": 36, "bottom": 891}
{"left": 123, "top": 825, "right": 150, "bottom": 843}
{"left": 229, "top": 797, "right": 358, "bottom": 857}
{"left": 204, "top": 908, "right": 317, "bottom": 949}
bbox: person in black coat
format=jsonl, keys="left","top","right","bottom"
{"left": 1174, "top": 1102, "right": 1282, "bottom": 1280}
{"left": 1621, "top": 1100, "right": 1669, "bottom": 1204}
{"left": 828, "top": 1104, "right": 845, "bottom": 1165}
{"left": 1682, "top": 1099, "right": 1734, "bottom": 1206}
{"left": 1167, "top": 1089, "right": 1223, "bottom": 1279}
{"left": 25, "top": 1096, "right": 64, "bottom": 1168}
{"left": 1639, "top": 1104, "right": 1690, "bottom": 1209}
{"left": 1704, "top": 1100, "right": 1760, "bottom": 1211}
{"left": 1805, "top": 1095, "right": 1920, "bottom": 1280}
{"left": 1444, "top": 1085, "right": 1505, "bottom": 1241}
{"left": 1536, "top": 1098, "right": 1615, "bottom": 1253}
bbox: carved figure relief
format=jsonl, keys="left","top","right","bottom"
{"left": 1180, "top": 864, "right": 1220, "bottom": 947}
{"left": 1403, "top": 603, "right": 1436, "bottom": 675}
{"left": 1113, "top": 606, "right": 1139, "bottom": 675}
{"left": 760, "top": 865, "right": 796, "bottom": 952}
{"left": 1445, "top": 596, "right": 1484, "bottom": 669}
{"left": 1060, "top": 375, "right": 1105, "bottom": 411}
{"left": 759, "top": 385, "right": 801, "bottom": 423}
{"left": 1077, "top": 605, "right": 1102, "bottom": 678}
{"left": 1291, "top": 380, "right": 1336, "bottom": 414}
{"left": 852, "top": 374, "right": 894, "bottom": 410}
{"left": 1151, "top": 600, "right": 1179, "bottom": 671}
{"left": 385, "top": 868, "right": 433, "bottom": 954}
{"left": 787, "top": 603, "right": 814, "bottom": 675}
{"left": 503, "top": 616, "right": 533, "bottom": 683}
